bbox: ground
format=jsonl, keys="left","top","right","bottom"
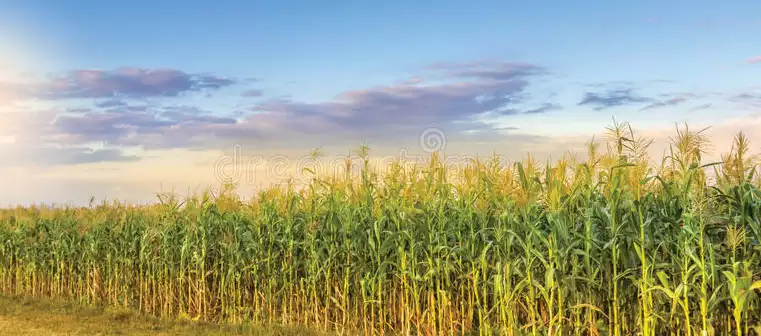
{"left": 0, "top": 295, "right": 323, "bottom": 336}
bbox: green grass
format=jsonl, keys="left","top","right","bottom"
{"left": 2, "top": 121, "right": 761, "bottom": 335}
{"left": 0, "top": 295, "right": 324, "bottom": 335}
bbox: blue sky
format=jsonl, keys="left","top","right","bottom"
{"left": 0, "top": 0, "right": 760, "bottom": 205}
{"left": 8, "top": 1, "right": 761, "bottom": 96}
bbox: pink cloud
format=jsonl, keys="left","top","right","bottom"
{"left": 31, "top": 68, "right": 237, "bottom": 99}
{"left": 749, "top": 56, "right": 761, "bottom": 64}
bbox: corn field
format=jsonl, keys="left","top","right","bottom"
{"left": 2, "top": 121, "right": 761, "bottom": 335}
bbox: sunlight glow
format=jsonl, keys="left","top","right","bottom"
{"left": 0, "top": 7, "right": 60, "bottom": 158}
{"left": 0, "top": 136, "right": 15, "bottom": 144}
{"left": 0, "top": 7, "right": 52, "bottom": 80}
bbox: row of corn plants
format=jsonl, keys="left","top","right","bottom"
{"left": 2, "top": 121, "right": 761, "bottom": 335}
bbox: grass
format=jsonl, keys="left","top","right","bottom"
{"left": 0, "top": 295, "right": 324, "bottom": 335}
{"left": 2, "top": 120, "right": 761, "bottom": 335}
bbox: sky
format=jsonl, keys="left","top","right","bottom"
{"left": 0, "top": 0, "right": 760, "bottom": 206}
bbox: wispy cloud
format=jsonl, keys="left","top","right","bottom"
{"left": 578, "top": 83, "right": 652, "bottom": 110}
{"left": 429, "top": 61, "right": 547, "bottom": 81}
{"left": 30, "top": 68, "right": 237, "bottom": 100}
{"left": 689, "top": 103, "right": 713, "bottom": 111}
{"left": 52, "top": 105, "right": 237, "bottom": 148}
{"left": 95, "top": 99, "right": 127, "bottom": 108}
{"left": 0, "top": 145, "right": 139, "bottom": 166}
{"left": 639, "top": 93, "right": 697, "bottom": 111}
{"left": 398, "top": 77, "right": 424, "bottom": 85}
{"left": 749, "top": 56, "right": 761, "bottom": 64}
{"left": 42, "top": 147, "right": 139, "bottom": 165}
{"left": 0, "top": 107, "right": 141, "bottom": 166}
{"left": 66, "top": 107, "right": 92, "bottom": 113}
{"left": 524, "top": 103, "right": 562, "bottom": 114}
{"left": 241, "top": 89, "right": 263, "bottom": 97}
{"left": 730, "top": 92, "right": 761, "bottom": 108}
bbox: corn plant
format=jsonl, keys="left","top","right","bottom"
{"left": 1, "top": 122, "right": 761, "bottom": 335}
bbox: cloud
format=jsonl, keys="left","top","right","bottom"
{"left": 639, "top": 93, "right": 696, "bottom": 111}
{"left": 52, "top": 105, "right": 238, "bottom": 147}
{"left": 0, "top": 144, "right": 139, "bottom": 167}
{"left": 67, "top": 107, "right": 93, "bottom": 113}
{"left": 734, "top": 93, "right": 760, "bottom": 100}
{"left": 730, "top": 92, "right": 761, "bottom": 108}
{"left": 524, "top": 103, "right": 562, "bottom": 114}
{"left": 0, "top": 109, "right": 58, "bottom": 141}
{"left": 1, "top": 104, "right": 238, "bottom": 165}
{"left": 34, "top": 147, "right": 139, "bottom": 165}
{"left": 429, "top": 61, "right": 547, "bottom": 81}
{"left": 233, "top": 63, "right": 548, "bottom": 138}
{"left": 241, "top": 89, "right": 263, "bottom": 97}
{"left": 398, "top": 77, "right": 424, "bottom": 85}
{"left": 55, "top": 111, "right": 172, "bottom": 144}
{"left": 584, "top": 81, "right": 635, "bottom": 88}
{"left": 578, "top": 84, "right": 653, "bottom": 110}
{"left": 690, "top": 103, "right": 713, "bottom": 111}
{"left": 0, "top": 108, "right": 140, "bottom": 166}
{"left": 748, "top": 56, "right": 761, "bottom": 64}
{"left": 57, "top": 147, "right": 139, "bottom": 165}
{"left": 95, "top": 99, "right": 127, "bottom": 108}
{"left": 0, "top": 81, "right": 25, "bottom": 106}
{"left": 43, "top": 61, "right": 555, "bottom": 151}
{"left": 32, "top": 67, "right": 237, "bottom": 99}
